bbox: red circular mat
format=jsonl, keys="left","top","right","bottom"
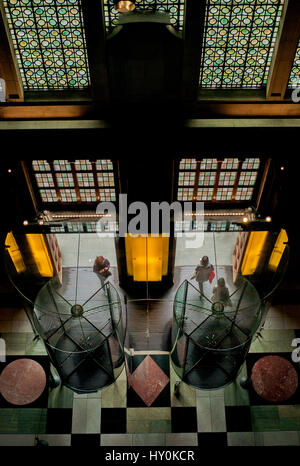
{"left": 251, "top": 355, "right": 298, "bottom": 403}
{"left": 0, "top": 359, "right": 46, "bottom": 406}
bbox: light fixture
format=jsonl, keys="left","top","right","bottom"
{"left": 8, "top": 169, "right": 12, "bottom": 173}
{"left": 265, "top": 216, "right": 272, "bottom": 223}
{"left": 242, "top": 217, "right": 249, "bottom": 224}
{"left": 280, "top": 166, "right": 285, "bottom": 171}
{"left": 114, "top": 0, "right": 136, "bottom": 13}
{"left": 23, "top": 220, "right": 28, "bottom": 226}
{"left": 38, "top": 219, "right": 44, "bottom": 225}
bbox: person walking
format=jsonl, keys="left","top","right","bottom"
{"left": 211, "top": 277, "right": 232, "bottom": 307}
{"left": 93, "top": 256, "right": 111, "bottom": 290}
{"left": 191, "top": 256, "right": 214, "bottom": 298}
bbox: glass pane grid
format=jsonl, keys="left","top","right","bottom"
{"left": 76, "top": 172, "right": 95, "bottom": 187}
{"left": 197, "top": 187, "right": 214, "bottom": 201}
{"left": 238, "top": 171, "right": 257, "bottom": 186}
{"left": 235, "top": 186, "right": 254, "bottom": 200}
{"left": 97, "top": 172, "right": 115, "bottom": 187}
{"left": 60, "top": 188, "right": 77, "bottom": 202}
{"left": 35, "top": 172, "right": 55, "bottom": 187}
{"left": 32, "top": 160, "right": 51, "bottom": 171}
{"left": 178, "top": 171, "right": 196, "bottom": 186}
{"left": 199, "top": 0, "right": 284, "bottom": 89}
{"left": 199, "top": 158, "right": 218, "bottom": 170}
{"left": 99, "top": 188, "right": 116, "bottom": 201}
{"left": 103, "top": 0, "right": 185, "bottom": 32}
{"left": 179, "top": 158, "right": 197, "bottom": 170}
{"left": 177, "top": 187, "right": 194, "bottom": 201}
{"left": 96, "top": 159, "right": 114, "bottom": 171}
{"left": 218, "top": 171, "right": 237, "bottom": 186}
{"left": 79, "top": 188, "right": 97, "bottom": 202}
{"left": 221, "top": 158, "right": 239, "bottom": 170}
{"left": 216, "top": 187, "right": 233, "bottom": 201}
{"left": 242, "top": 157, "right": 260, "bottom": 170}
{"left": 53, "top": 160, "right": 72, "bottom": 171}
{"left": 198, "top": 171, "right": 216, "bottom": 186}
{"left": 56, "top": 172, "right": 75, "bottom": 187}
{"left": 3, "top": 0, "right": 90, "bottom": 90}
{"left": 40, "top": 188, "right": 58, "bottom": 202}
{"left": 74, "top": 159, "right": 92, "bottom": 171}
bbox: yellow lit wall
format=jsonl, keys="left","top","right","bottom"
{"left": 5, "top": 232, "right": 26, "bottom": 273}
{"left": 125, "top": 235, "right": 169, "bottom": 281}
{"left": 268, "top": 229, "right": 288, "bottom": 271}
{"left": 26, "top": 234, "right": 54, "bottom": 277}
{"left": 241, "top": 231, "right": 268, "bottom": 276}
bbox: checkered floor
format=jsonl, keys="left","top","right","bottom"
{"left": 1, "top": 305, "right": 300, "bottom": 446}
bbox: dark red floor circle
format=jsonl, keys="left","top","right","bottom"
{"left": 251, "top": 355, "right": 298, "bottom": 403}
{"left": 0, "top": 359, "right": 46, "bottom": 406}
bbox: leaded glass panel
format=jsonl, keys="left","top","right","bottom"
{"left": 216, "top": 187, "right": 233, "bottom": 201}
{"left": 289, "top": 40, "right": 300, "bottom": 88}
{"left": 96, "top": 160, "right": 114, "bottom": 171}
{"left": 32, "top": 160, "right": 51, "bottom": 171}
{"left": 199, "top": 0, "right": 284, "bottom": 89}
{"left": 99, "top": 188, "right": 116, "bottom": 201}
{"left": 218, "top": 172, "right": 237, "bottom": 186}
{"left": 60, "top": 188, "right": 77, "bottom": 202}
{"left": 39, "top": 188, "right": 58, "bottom": 202}
{"left": 97, "top": 173, "right": 115, "bottom": 187}
{"left": 197, "top": 187, "right": 214, "bottom": 201}
{"left": 3, "top": 0, "right": 90, "bottom": 90}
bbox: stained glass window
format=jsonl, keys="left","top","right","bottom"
{"left": 3, "top": 0, "right": 90, "bottom": 90}
{"left": 103, "top": 0, "right": 185, "bottom": 32}
{"left": 177, "top": 157, "right": 261, "bottom": 203}
{"left": 31, "top": 159, "right": 117, "bottom": 204}
{"left": 289, "top": 39, "right": 300, "bottom": 88}
{"left": 199, "top": 0, "right": 284, "bottom": 89}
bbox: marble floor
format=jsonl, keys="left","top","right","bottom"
{"left": 1, "top": 233, "right": 300, "bottom": 446}
{"left": 1, "top": 302, "right": 300, "bottom": 446}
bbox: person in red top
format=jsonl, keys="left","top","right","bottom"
{"left": 93, "top": 256, "right": 111, "bottom": 289}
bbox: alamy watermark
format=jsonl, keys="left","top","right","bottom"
{"left": 0, "top": 338, "right": 6, "bottom": 362}
{"left": 95, "top": 195, "right": 205, "bottom": 249}
{"left": 291, "top": 78, "right": 300, "bottom": 103}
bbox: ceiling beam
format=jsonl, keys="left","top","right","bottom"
{"left": 182, "top": 0, "right": 206, "bottom": 102}
{"left": 267, "top": 0, "right": 300, "bottom": 100}
{"left": 2, "top": 101, "right": 300, "bottom": 119}
{"left": 81, "top": 0, "right": 109, "bottom": 104}
{"left": 0, "top": 9, "right": 23, "bottom": 102}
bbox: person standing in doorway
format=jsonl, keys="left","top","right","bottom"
{"left": 211, "top": 277, "right": 232, "bottom": 307}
